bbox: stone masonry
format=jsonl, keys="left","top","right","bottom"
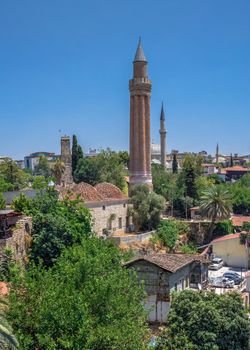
{"left": 0, "top": 216, "right": 32, "bottom": 264}
{"left": 61, "top": 136, "right": 73, "bottom": 186}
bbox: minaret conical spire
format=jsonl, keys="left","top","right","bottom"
{"left": 160, "top": 102, "right": 165, "bottom": 120}
{"left": 134, "top": 37, "right": 147, "bottom": 62}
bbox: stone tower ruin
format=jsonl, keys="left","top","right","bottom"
{"left": 61, "top": 135, "right": 73, "bottom": 186}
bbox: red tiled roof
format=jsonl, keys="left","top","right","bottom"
{"left": 212, "top": 233, "right": 240, "bottom": 244}
{"left": 125, "top": 253, "right": 205, "bottom": 273}
{"left": 225, "top": 166, "right": 250, "bottom": 172}
{"left": 94, "top": 182, "right": 126, "bottom": 200}
{"left": 231, "top": 215, "right": 250, "bottom": 227}
{"left": 59, "top": 182, "right": 127, "bottom": 202}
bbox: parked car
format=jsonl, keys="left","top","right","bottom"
{"left": 223, "top": 272, "right": 242, "bottom": 285}
{"left": 210, "top": 277, "right": 235, "bottom": 288}
{"left": 209, "top": 258, "right": 224, "bottom": 270}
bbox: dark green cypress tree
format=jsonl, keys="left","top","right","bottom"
{"left": 172, "top": 153, "right": 178, "bottom": 174}
{"left": 72, "top": 135, "right": 83, "bottom": 176}
{"left": 230, "top": 153, "right": 234, "bottom": 167}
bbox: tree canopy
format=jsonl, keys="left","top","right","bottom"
{"left": 74, "top": 149, "right": 127, "bottom": 192}
{"left": 129, "top": 184, "right": 165, "bottom": 231}
{"left": 12, "top": 190, "right": 92, "bottom": 267}
{"left": 8, "top": 238, "right": 148, "bottom": 350}
{"left": 156, "top": 290, "right": 250, "bottom": 350}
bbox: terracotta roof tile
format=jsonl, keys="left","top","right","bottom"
{"left": 59, "top": 182, "right": 127, "bottom": 202}
{"left": 125, "top": 253, "right": 205, "bottom": 273}
{"left": 94, "top": 182, "right": 127, "bottom": 200}
{"left": 231, "top": 215, "right": 250, "bottom": 227}
{"left": 211, "top": 233, "right": 240, "bottom": 244}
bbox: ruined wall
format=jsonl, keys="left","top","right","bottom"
{"left": 0, "top": 216, "right": 32, "bottom": 264}
{"left": 61, "top": 136, "right": 73, "bottom": 186}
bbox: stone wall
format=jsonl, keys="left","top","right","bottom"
{"left": 0, "top": 216, "right": 32, "bottom": 264}
{"left": 85, "top": 199, "right": 129, "bottom": 236}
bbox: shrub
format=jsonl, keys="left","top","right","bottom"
{"left": 213, "top": 220, "right": 234, "bottom": 237}
{"left": 157, "top": 220, "right": 179, "bottom": 251}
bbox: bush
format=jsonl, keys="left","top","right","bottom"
{"left": 0, "top": 193, "right": 6, "bottom": 209}
{"left": 180, "top": 244, "right": 197, "bottom": 254}
{"left": 8, "top": 238, "right": 148, "bottom": 350}
{"left": 242, "top": 222, "right": 250, "bottom": 232}
{"left": 157, "top": 220, "right": 179, "bottom": 251}
{"left": 213, "top": 220, "right": 234, "bottom": 237}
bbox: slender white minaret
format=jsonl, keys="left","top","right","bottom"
{"left": 159, "top": 103, "right": 166, "bottom": 168}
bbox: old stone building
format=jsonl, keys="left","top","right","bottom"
{"left": 125, "top": 253, "right": 208, "bottom": 323}
{"left": 0, "top": 210, "right": 31, "bottom": 264}
{"left": 129, "top": 38, "right": 152, "bottom": 190}
{"left": 59, "top": 182, "right": 130, "bottom": 236}
{"left": 61, "top": 135, "right": 73, "bottom": 186}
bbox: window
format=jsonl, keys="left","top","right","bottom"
{"left": 118, "top": 217, "right": 122, "bottom": 229}
{"left": 102, "top": 206, "right": 106, "bottom": 210}
{"left": 174, "top": 282, "right": 177, "bottom": 291}
{"left": 123, "top": 203, "right": 126, "bottom": 208}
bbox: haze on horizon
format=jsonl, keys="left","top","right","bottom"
{"left": 0, "top": 0, "right": 250, "bottom": 160}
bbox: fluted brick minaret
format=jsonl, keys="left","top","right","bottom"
{"left": 129, "top": 38, "right": 152, "bottom": 189}
{"left": 159, "top": 102, "right": 166, "bottom": 168}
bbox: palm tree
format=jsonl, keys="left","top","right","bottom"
{"left": 200, "top": 185, "right": 232, "bottom": 242}
{"left": 0, "top": 297, "right": 19, "bottom": 349}
{"left": 52, "top": 159, "right": 65, "bottom": 185}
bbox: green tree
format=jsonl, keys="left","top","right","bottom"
{"left": 52, "top": 158, "right": 65, "bottom": 185}
{"left": 72, "top": 135, "right": 84, "bottom": 177}
{"left": 0, "top": 160, "right": 26, "bottom": 190}
{"left": 156, "top": 220, "right": 179, "bottom": 252}
{"left": 29, "top": 191, "right": 92, "bottom": 267}
{"left": 156, "top": 290, "right": 250, "bottom": 350}
{"left": 230, "top": 153, "right": 234, "bottom": 167}
{"left": 179, "top": 154, "right": 202, "bottom": 200}
{"left": 33, "top": 156, "right": 51, "bottom": 178}
{"left": 172, "top": 153, "right": 178, "bottom": 174}
{"left": 0, "top": 297, "right": 19, "bottom": 350}
{"left": 32, "top": 175, "right": 47, "bottom": 189}
{"left": 74, "top": 149, "right": 127, "bottom": 191}
{"left": 129, "top": 184, "right": 165, "bottom": 231}
{"left": 11, "top": 193, "right": 31, "bottom": 213}
{"left": 74, "top": 156, "right": 101, "bottom": 185}
{"left": 0, "top": 193, "right": 5, "bottom": 209}
{"left": 8, "top": 238, "right": 148, "bottom": 350}
{"left": 200, "top": 185, "right": 232, "bottom": 242}
{"left": 213, "top": 220, "right": 234, "bottom": 237}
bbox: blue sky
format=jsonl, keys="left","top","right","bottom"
{"left": 0, "top": 0, "right": 250, "bottom": 159}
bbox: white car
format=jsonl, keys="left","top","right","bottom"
{"left": 209, "top": 258, "right": 224, "bottom": 270}
{"left": 211, "top": 277, "right": 235, "bottom": 288}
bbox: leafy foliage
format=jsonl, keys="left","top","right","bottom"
{"left": 156, "top": 220, "right": 179, "bottom": 251}
{"left": 0, "top": 249, "right": 14, "bottom": 282}
{"left": 172, "top": 153, "right": 178, "bottom": 173}
{"left": 33, "top": 156, "right": 51, "bottom": 178}
{"left": 72, "top": 134, "right": 83, "bottom": 177}
{"left": 0, "top": 160, "right": 28, "bottom": 190}
{"left": 0, "top": 297, "right": 19, "bottom": 350}
{"left": 12, "top": 190, "right": 92, "bottom": 268}
{"left": 213, "top": 220, "right": 234, "bottom": 237}
{"left": 200, "top": 185, "right": 232, "bottom": 241}
{"left": 0, "top": 193, "right": 6, "bottom": 209}
{"left": 156, "top": 290, "right": 250, "bottom": 350}
{"left": 129, "top": 184, "right": 165, "bottom": 231}
{"left": 8, "top": 238, "right": 148, "bottom": 350}
{"left": 74, "top": 149, "right": 127, "bottom": 191}
{"left": 32, "top": 175, "right": 48, "bottom": 189}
